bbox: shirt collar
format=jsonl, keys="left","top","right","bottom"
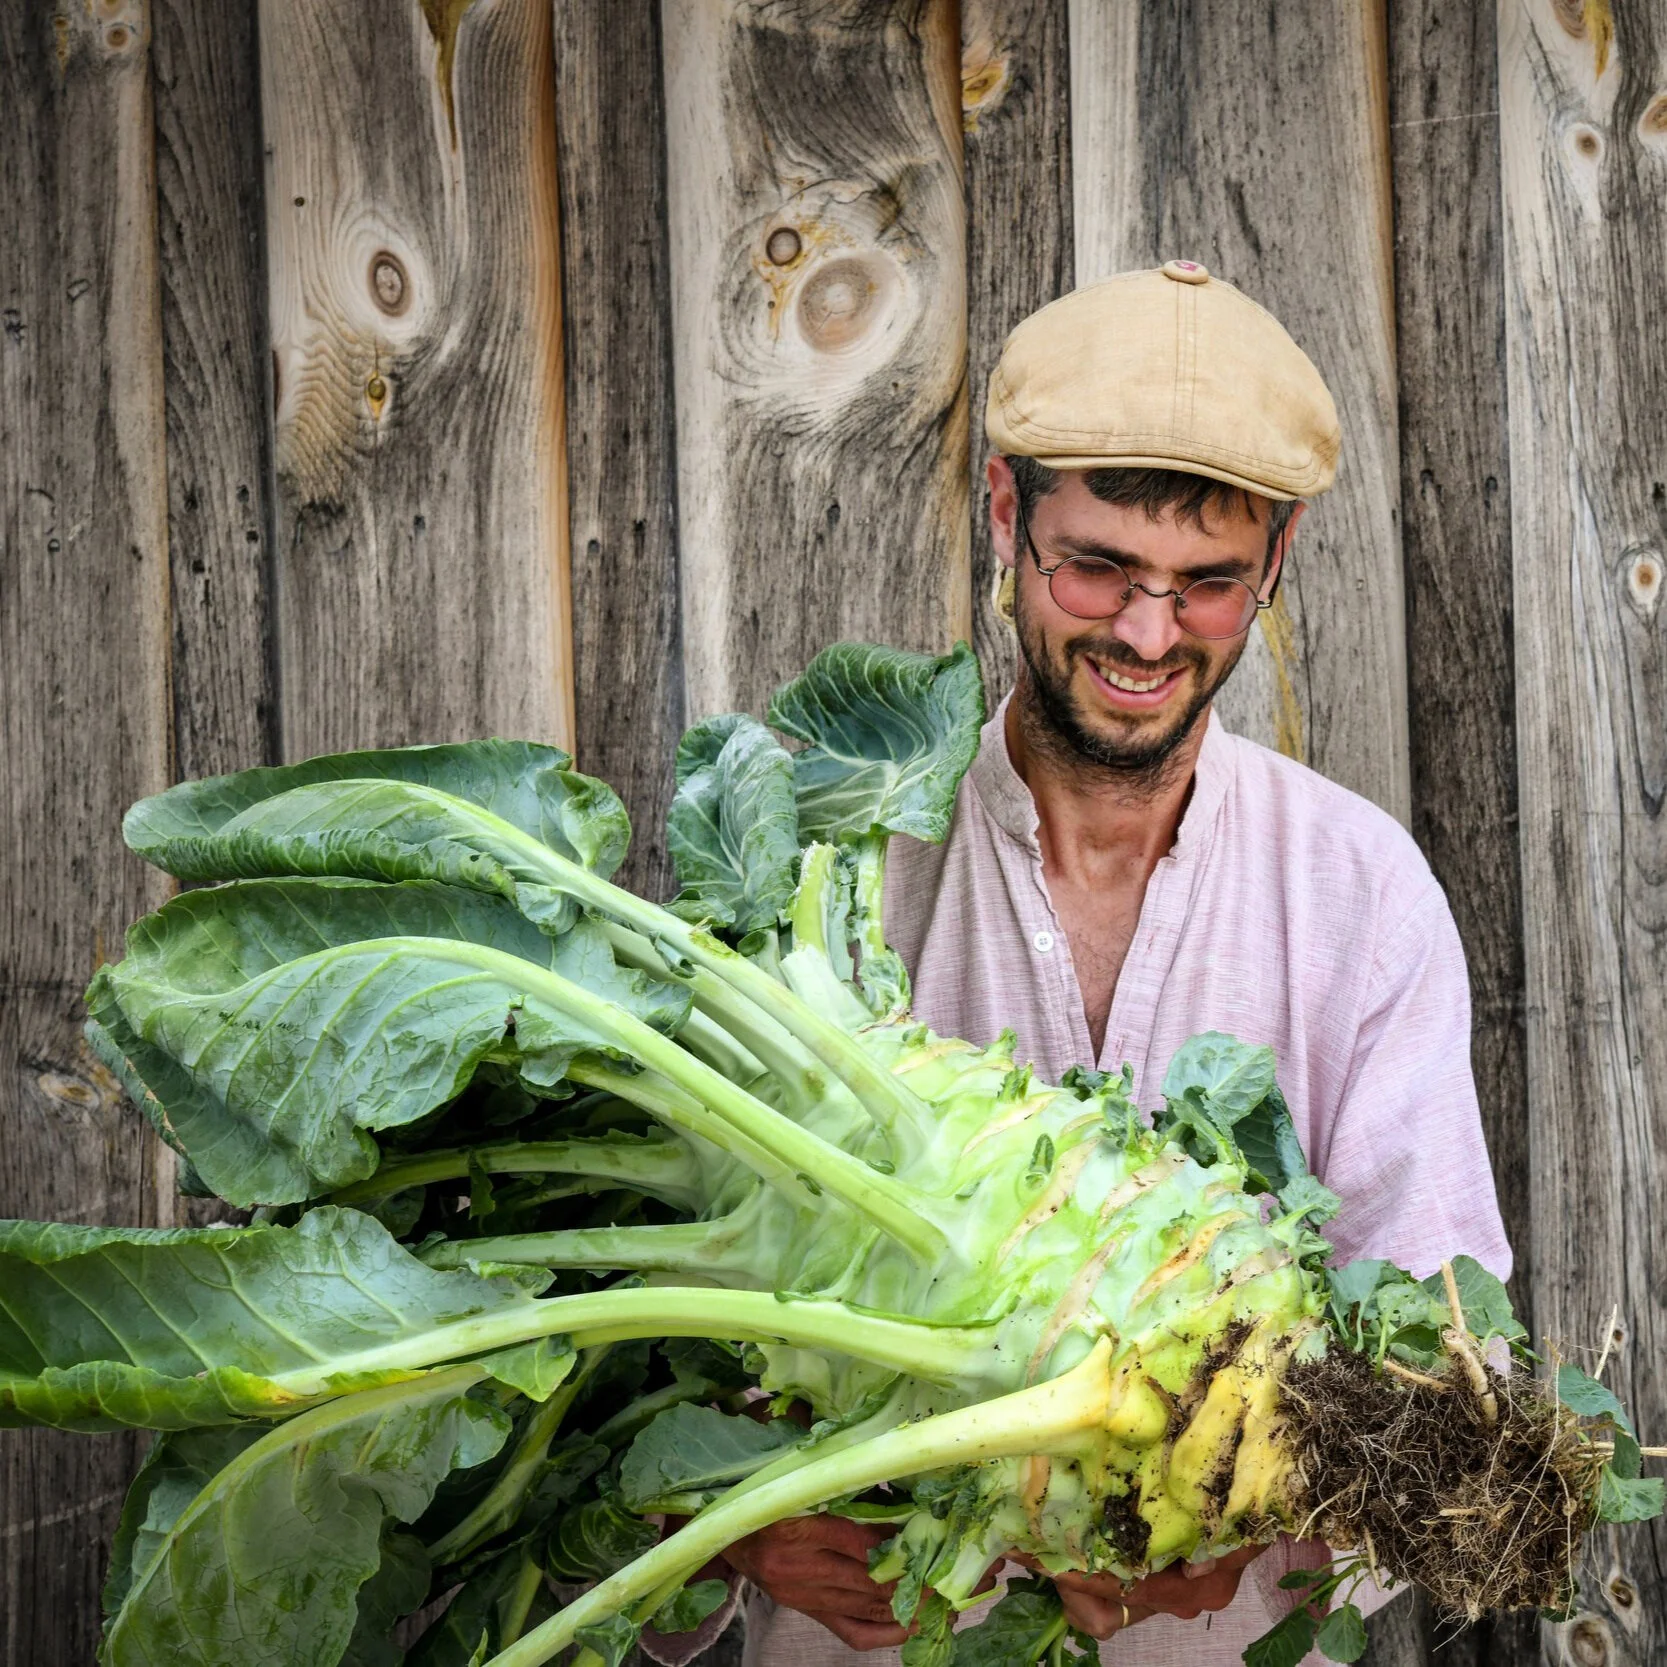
{"left": 969, "top": 691, "right": 1234, "bottom": 862}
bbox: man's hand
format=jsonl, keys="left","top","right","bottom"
{"left": 1015, "top": 1545, "right": 1263, "bottom": 1639}
{"left": 722, "top": 1517, "right": 908, "bottom": 1651}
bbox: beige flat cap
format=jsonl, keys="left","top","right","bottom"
{"left": 985, "top": 261, "right": 1340, "bottom": 500}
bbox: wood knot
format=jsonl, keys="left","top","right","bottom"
{"left": 1606, "top": 1573, "right": 1636, "bottom": 1609}
{"left": 1567, "top": 1616, "right": 1610, "bottom": 1667}
{"left": 961, "top": 41, "right": 1012, "bottom": 132}
{"left": 370, "top": 253, "right": 409, "bottom": 315}
{"left": 798, "top": 255, "right": 889, "bottom": 352}
{"left": 35, "top": 1071, "right": 102, "bottom": 1112}
{"left": 1640, "top": 94, "right": 1667, "bottom": 139}
{"left": 765, "top": 226, "right": 802, "bottom": 266}
{"left": 1622, "top": 547, "right": 1662, "bottom": 618}
{"left": 1570, "top": 123, "right": 1604, "bottom": 161}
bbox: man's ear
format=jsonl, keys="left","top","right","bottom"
{"left": 1264, "top": 500, "right": 1305, "bottom": 594}
{"left": 987, "top": 455, "right": 1020, "bottom": 570}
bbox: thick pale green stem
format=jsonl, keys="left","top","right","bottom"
{"left": 481, "top": 1339, "right": 1117, "bottom": 1667}
{"left": 395, "top": 938, "right": 943, "bottom": 1258}
{"left": 427, "top": 1347, "right": 611, "bottom": 1564}
{"left": 852, "top": 835, "right": 889, "bottom": 969}
{"left": 328, "top": 1138, "right": 702, "bottom": 1211}
{"left": 264, "top": 1285, "right": 992, "bottom": 1398}
{"left": 425, "top": 1217, "right": 750, "bottom": 1277}
{"left": 537, "top": 854, "right": 938, "bottom": 1144}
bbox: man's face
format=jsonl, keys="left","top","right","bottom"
{"left": 993, "top": 466, "right": 1294, "bottom": 774}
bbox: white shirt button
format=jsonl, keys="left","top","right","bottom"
{"left": 1032, "top": 930, "right": 1054, "bottom": 953}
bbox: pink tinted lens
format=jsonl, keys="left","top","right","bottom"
{"left": 1048, "top": 559, "right": 1132, "bottom": 619}
{"left": 1174, "top": 578, "right": 1258, "bottom": 638}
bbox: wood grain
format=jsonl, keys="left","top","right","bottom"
{"left": 661, "top": 0, "right": 972, "bottom": 722}
{"left": 961, "top": 0, "right": 1072, "bottom": 704}
{"left": 1500, "top": 1, "right": 1667, "bottom": 1661}
{"left": 151, "top": 0, "right": 277, "bottom": 778}
{"left": 260, "top": 0, "right": 572, "bottom": 759}
{"left": 0, "top": 2, "right": 175, "bottom": 1659}
{"left": 1385, "top": 8, "right": 1534, "bottom": 1663}
{"left": 1068, "top": 0, "right": 1409, "bottom": 823}
{"left": 553, "top": 0, "right": 683, "bottom": 901}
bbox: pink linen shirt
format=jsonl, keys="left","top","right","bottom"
{"left": 742, "top": 697, "right": 1512, "bottom": 1667}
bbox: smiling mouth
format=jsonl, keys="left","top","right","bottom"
{"left": 1085, "top": 654, "right": 1184, "bottom": 695}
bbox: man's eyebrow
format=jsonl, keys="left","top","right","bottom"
{"left": 1048, "top": 533, "right": 1259, "bottom": 580}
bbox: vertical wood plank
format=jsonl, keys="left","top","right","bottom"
{"left": 661, "top": 0, "right": 971, "bottom": 721}
{"left": 1068, "top": 0, "right": 1409, "bottom": 823}
{"left": 261, "top": 0, "right": 572, "bottom": 758}
{"left": 554, "top": 0, "right": 683, "bottom": 900}
{"left": 151, "top": 0, "right": 278, "bottom": 777}
{"left": 0, "top": 3, "right": 174, "bottom": 1660}
{"left": 1386, "top": 7, "right": 1534, "bottom": 1662}
{"left": 961, "top": 0, "right": 1072, "bottom": 701}
{"left": 1500, "top": 1, "right": 1667, "bottom": 1661}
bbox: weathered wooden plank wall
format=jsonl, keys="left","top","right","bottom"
{"left": 660, "top": 0, "right": 971, "bottom": 721}
{"left": 1380, "top": 0, "right": 1530, "bottom": 1661}
{"left": 261, "top": 0, "right": 572, "bottom": 758}
{"left": 2, "top": 0, "right": 1664, "bottom": 1662}
{"left": 0, "top": 4, "right": 175, "bottom": 1660}
{"left": 1499, "top": 4, "right": 1667, "bottom": 1666}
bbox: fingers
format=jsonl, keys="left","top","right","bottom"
{"left": 808, "top": 1612, "right": 912, "bottom": 1650}
{"left": 725, "top": 1516, "right": 901, "bottom": 1625}
{"left": 1057, "top": 1588, "right": 1155, "bottom": 1641}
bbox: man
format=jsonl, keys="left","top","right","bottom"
{"left": 722, "top": 264, "right": 1512, "bottom": 1663}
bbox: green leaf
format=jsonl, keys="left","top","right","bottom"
{"left": 121, "top": 739, "right": 631, "bottom": 935}
{"left": 0, "top": 1207, "right": 548, "bottom": 1431}
{"left": 1314, "top": 1602, "right": 1368, "bottom": 1663}
{"left": 1327, "top": 1260, "right": 1390, "bottom": 1321}
{"left": 951, "top": 1578, "right": 1064, "bottom": 1666}
{"left": 101, "top": 1426, "right": 264, "bottom": 1619}
{"left": 650, "top": 1578, "right": 730, "bottom": 1634}
{"left": 101, "top": 1368, "right": 508, "bottom": 1667}
{"left": 767, "top": 642, "right": 985, "bottom": 845}
{"left": 406, "top": 1546, "right": 555, "bottom": 1667}
{"left": 93, "top": 880, "right": 687, "bottom": 1204}
{"left": 901, "top": 1592, "right": 955, "bottom": 1667}
{"left": 339, "top": 1532, "right": 432, "bottom": 1667}
{"left": 1243, "top": 1606, "right": 1318, "bottom": 1667}
{"left": 542, "top": 1493, "right": 659, "bottom": 1581}
{"left": 619, "top": 1402, "right": 805, "bottom": 1510}
{"left": 573, "top": 1613, "right": 641, "bottom": 1667}
{"left": 667, "top": 716, "right": 801, "bottom": 932}
{"left": 1278, "top": 1173, "right": 1342, "bottom": 1226}
{"left": 1595, "top": 1470, "right": 1665, "bottom": 1524}
{"left": 1557, "top": 1363, "right": 1636, "bottom": 1434}
{"left": 472, "top": 1337, "right": 576, "bottom": 1402}
{"left": 1421, "top": 1257, "right": 1525, "bottom": 1343}
{"left": 1232, "top": 1086, "right": 1310, "bottom": 1195}
{"left": 1611, "top": 1430, "right": 1643, "bottom": 1480}
{"left": 1160, "top": 1033, "right": 1278, "bottom": 1125}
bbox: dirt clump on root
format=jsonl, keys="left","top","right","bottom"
{"left": 1280, "top": 1349, "right": 1604, "bottom": 1618}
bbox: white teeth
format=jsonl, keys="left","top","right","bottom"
{"left": 1090, "top": 658, "right": 1168, "bottom": 694}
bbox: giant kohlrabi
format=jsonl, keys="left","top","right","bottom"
{"left": 1, "top": 643, "right": 1658, "bottom": 1667}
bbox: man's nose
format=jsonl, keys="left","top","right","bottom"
{"left": 1108, "top": 587, "right": 1184, "bottom": 663}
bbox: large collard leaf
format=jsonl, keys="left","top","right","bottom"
{"left": 619, "top": 1401, "right": 805, "bottom": 1509}
{"left": 0, "top": 1207, "right": 549, "bottom": 1431}
{"left": 101, "top": 1366, "right": 506, "bottom": 1667}
{"left": 767, "top": 642, "right": 985, "bottom": 845}
{"left": 121, "top": 739, "right": 631, "bottom": 936}
{"left": 666, "top": 715, "right": 801, "bottom": 932}
{"left": 91, "top": 879, "right": 688, "bottom": 1204}
{"left": 102, "top": 1426, "right": 264, "bottom": 1618}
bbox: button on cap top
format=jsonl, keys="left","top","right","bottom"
{"left": 1161, "top": 258, "right": 1209, "bottom": 285}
